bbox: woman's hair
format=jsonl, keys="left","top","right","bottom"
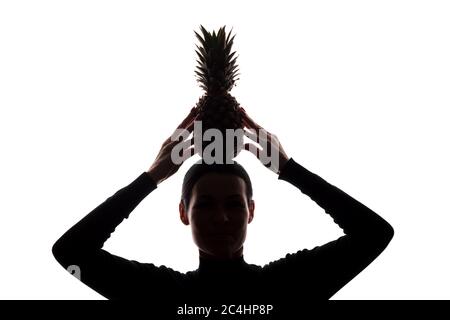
{"left": 181, "top": 160, "right": 253, "bottom": 209}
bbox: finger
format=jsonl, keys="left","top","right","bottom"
{"left": 241, "top": 115, "right": 257, "bottom": 129}
{"left": 178, "top": 107, "right": 199, "bottom": 128}
{"left": 174, "top": 113, "right": 199, "bottom": 142}
{"left": 187, "top": 136, "right": 201, "bottom": 153}
{"left": 163, "top": 131, "right": 188, "bottom": 150}
{"left": 242, "top": 115, "right": 271, "bottom": 133}
{"left": 185, "top": 117, "right": 198, "bottom": 133}
{"left": 180, "top": 145, "right": 197, "bottom": 163}
{"left": 166, "top": 136, "right": 197, "bottom": 165}
{"left": 244, "top": 143, "right": 279, "bottom": 173}
{"left": 182, "top": 106, "right": 197, "bottom": 123}
{"left": 163, "top": 136, "right": 172, "bottom": 145}
{"left": 164, "top": 109, "right": 198, "bottom": 145}
{"left": 243, "top": 142, "right": 262, "bottom": 160}
{"left": 178, "top": 114, "right": 195, "bottom": 131}
{"left": 169, "top": 117, "right": 198, "bottom": 144}
{"left": 242, "top": 118, "right": 270, "bottom": 140}
{"left": 244, "top": 128, "right": 258, "bottom": 143}
{"left": 167, "top": 130, "right": 195, "bottom": 150}
{"left": 244, "top": 127, "right": 269, "bottom": 145}
{"left": 242, "top": 117, "right": 253, "bottom": 129}
{"left": 241, "top": 111, "right": 261, "bottom": 130}
{"left": 174, "top": 136, "right": 198, "bottom": 153}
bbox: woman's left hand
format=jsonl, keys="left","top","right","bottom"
{"left": 239, "top": 107, "right": 290, "bottom": 175}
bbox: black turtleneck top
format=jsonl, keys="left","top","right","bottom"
{"left": 52, "top": 157, "right": 394, "bottom": 310}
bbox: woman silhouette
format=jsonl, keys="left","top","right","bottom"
{"left": 52, "top": 107, "right": 394, "bottom": 312}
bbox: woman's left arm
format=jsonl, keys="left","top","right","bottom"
{"left": 240, "top": 108, "right": 394, "bottom": 299}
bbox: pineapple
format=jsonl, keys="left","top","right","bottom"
{"left": 193, "top": 25, "right": 243, "bottom": 163}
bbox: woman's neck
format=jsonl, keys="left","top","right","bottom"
{"left": 199, "top": 247, "right": 244, "bottom": 261}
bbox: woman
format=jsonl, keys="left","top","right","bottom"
{"left": 52, "top": 107, "right": 394, "bottom": 311}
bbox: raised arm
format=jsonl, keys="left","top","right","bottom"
{"left": 275, "top": 157, "right": 394, "bottom": 299}
{"left": 52, "top": 171, "right": 163, "bottom": 299}
{"left": 52, "top": 107, "right": 200, "bottom": 299}
{"left": 239, "top": 107, "right": 394, "bottom": 300}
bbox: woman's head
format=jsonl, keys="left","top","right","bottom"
{"left": 179, "top": 160, "right": 255, "bottom": 260}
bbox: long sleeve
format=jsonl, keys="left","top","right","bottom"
{"left": 263, "top": 157, "right": 394, "bottom": 300}
{"left": 52, "top": 172, "right": 179, "bottom": 300}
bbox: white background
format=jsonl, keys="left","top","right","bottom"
{"left": 1, "top": 0, "right": 449, "bottom": 299}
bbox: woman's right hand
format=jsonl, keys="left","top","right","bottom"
{"left": 147, "top": 107, "right": 199, "bottom": 185}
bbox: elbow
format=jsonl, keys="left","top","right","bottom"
{"left": 384, "top": 223, "right": 395, "bottom": 247}
{"left": 52, "top": 236, "right": 90, "bottom": 269}
{"left": 374, "top": 221, "right": 395, "bottom": 249}
{"left": 385, "top": 223, "right": 395, "bottom": 242}
{"left": 52, "top": 239, "right": 64, "bottom": 265}
{"left": 360, "top": 219, "right": 394, "bottom": 250}
{"left": 380, "top": 217, "right": 394, "bottom": 241}
{"left": 52, "top": 237, "right": 73, "bottom": 267}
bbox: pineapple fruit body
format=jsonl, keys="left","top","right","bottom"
{"left": 193, "top": 25, "right": 244, "bottom": 163}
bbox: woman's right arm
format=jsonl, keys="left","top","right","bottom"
{"left": 52, "top": 107, "right": 199, "bottom": 299}
{"left": 52, "top": 171, "right": 170, "bottom": 299}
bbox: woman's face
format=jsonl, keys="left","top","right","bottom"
{"left": 179, "top": 173, "right": 255, "bottom": 260}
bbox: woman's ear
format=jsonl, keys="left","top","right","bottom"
{"left": 179, "top": 200, "right": 190, "bottom": 226}
{"left": 248, "top": 199, "right": 255, "bottom": 224}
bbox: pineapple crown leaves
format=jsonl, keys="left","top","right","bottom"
{"left": 194, "top": 25, "right": 240, "bottom": 95}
